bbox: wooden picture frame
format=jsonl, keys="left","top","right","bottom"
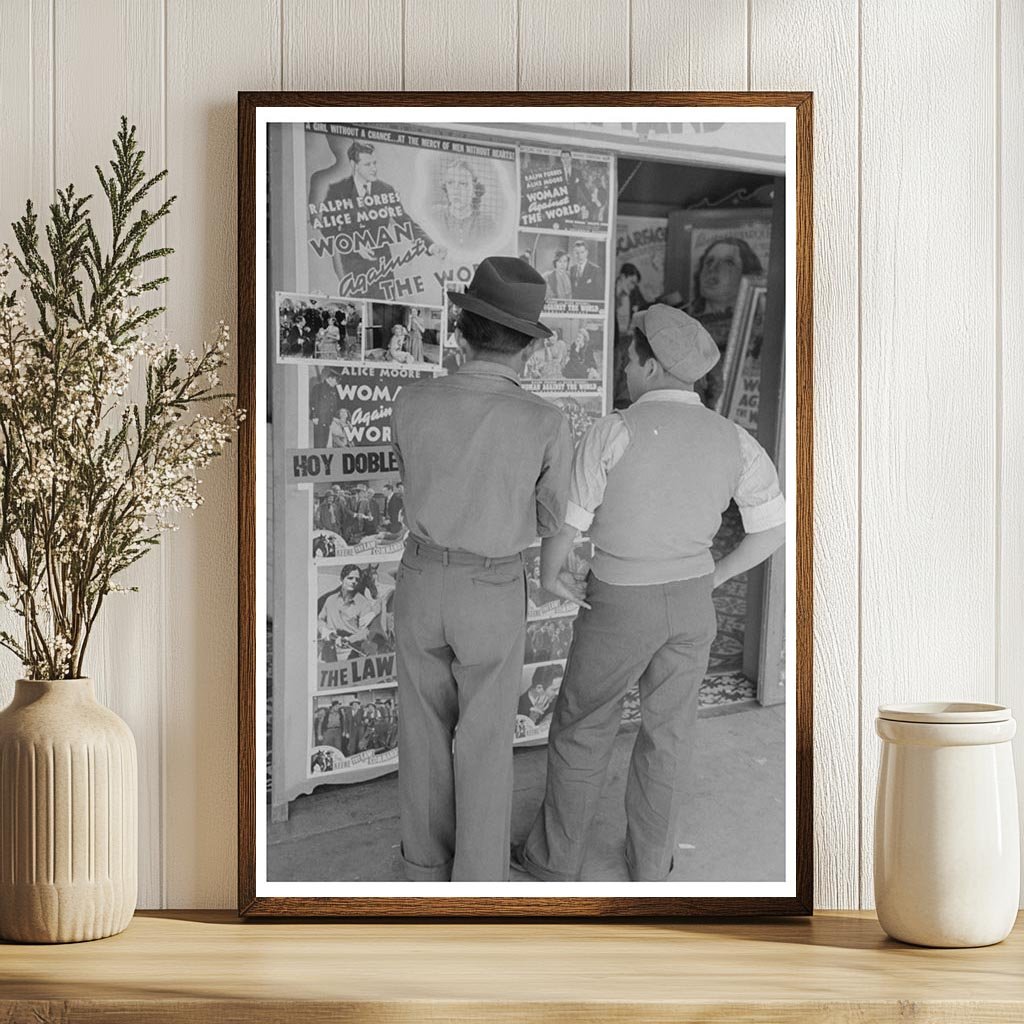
{"left": 238, "top": 91, "right": 813, "bottom": 918}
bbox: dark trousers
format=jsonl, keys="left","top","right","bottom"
{"left": 521, "top": 572, "right": 716, "bottom": 882}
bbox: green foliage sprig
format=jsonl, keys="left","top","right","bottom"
{"left": 0, "top": 117, "right": 242, "bottom": 679}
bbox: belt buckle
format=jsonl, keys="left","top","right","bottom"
{"left": 441, "top": 548, "right": 450, "bottom": 566}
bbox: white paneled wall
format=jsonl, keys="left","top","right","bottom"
{"left": 0, "top": 0, "right": 1017, "bottom": 910}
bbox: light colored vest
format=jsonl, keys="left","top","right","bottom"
{"left": 588, "top": 400, "right": 743, "bottom": 585}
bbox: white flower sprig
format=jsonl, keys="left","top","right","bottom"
{"left": 0, "top": 118, "right": 242, "bottom": 679}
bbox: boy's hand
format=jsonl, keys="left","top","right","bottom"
{"left": 541, "top": 570, "right": 591, "bottom": 610}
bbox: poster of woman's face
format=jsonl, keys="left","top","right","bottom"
{"left": 424, "top": 156, "right": 516, "bottom": 256}
{"left": 664, "top": 209, "right": 772, "bottom": 318}
{"left": 693, "top": 238, "right": 765, "bottom": 314}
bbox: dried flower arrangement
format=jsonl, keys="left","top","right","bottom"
{"left": 0, "top": 118, "right": 242, "bottom": 679}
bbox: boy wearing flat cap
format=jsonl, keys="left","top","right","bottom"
{"left": 390, "top": 256, "right": 572, "bottom": 882}
{"left": 515, "top": 304, "right": 786, "bottom": 882}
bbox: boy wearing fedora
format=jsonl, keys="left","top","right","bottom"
{"left": 514, "top": 305, "right": 786, "bottom": 882}
{"left": 390, "top": 256, "right": 573, "bottom": 882}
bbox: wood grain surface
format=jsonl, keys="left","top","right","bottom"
{"left": 1, "top": 911, "right": 1023, "bottom": 1023}
{"left": 163, "top": 0, "right": 280, "bottom": 909}
{"left": 405, "top": 0, "right": 516, "bottom": 90}
{"left": 52, "top": 0, "right": 167, "bottom": 908}
{"left": 857, "top": 1, "right": 998, "bottom": 909}
{"left": 631, "top": 0, "right": 747, "bottom": 91}
{"left": 1000, "top": 0, "right": 1024, "bottom": 909}
{"left": 282, "top": 0, "right": 403, "bottom": 91}
{"left": 749, "top": 0, "right": 860, "bottom": 910}
{"left": 518, "top": 0, "right": 629, "bottom": 90}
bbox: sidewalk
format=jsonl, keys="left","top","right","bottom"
{"left": 267, "top": 703, "right": 787, "bottom": 883}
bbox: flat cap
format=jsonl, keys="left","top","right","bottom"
{"left": 632, "top": 304, "right": 720, "bottom": 382}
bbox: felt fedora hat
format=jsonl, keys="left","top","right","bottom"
{"left": 447, "top": 256, "right": 553, "bottom": 339}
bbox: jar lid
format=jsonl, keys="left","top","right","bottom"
{"left": 877, "top": 701, "right": 1011, "bottom": 724}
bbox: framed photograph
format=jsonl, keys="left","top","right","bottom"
{"left": 238, "top": 92, "right": 812, "bottom": 917}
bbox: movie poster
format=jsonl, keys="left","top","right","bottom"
{"left": 686, "top": 218, "right": 772, "bottom": 307}
{"left": 315, "top": 563, "right": 397, "bottom": 689}
{"left": 305, "top": 123, "right": 518, "bottom": 304}
{"left": 522, "top": 317, "right": 605, "bottom": 395}
{"left": 310, "top": 687, "right": 399, "bottom": 774}
{"left": 614, "top": 216, "right": 667, "bottom": 305}
{"left": 276, "top": 292, "right": 366, "bottom": 365}
{"left": 524, "top": 542, "right": 593, "bottom": 622}
{"left": 519, "top": 146, "right": 611, "bottom": 233}
{"left": 300, "top": 366, "right": 429, "bottom": 566}
{"left": 548, "top": 394, "right": 604, "bottom": 447}
{"left": 610, "top": 216, "right": 667, "bottom": 406}
{"left": 363, "top": 302, "right": 443, "bottom": 368}
{"left": 515, "top": 662, "right": 566, "bottom": 744}
{"left": 279, "top": 121, "right": 616, "bottom": 789}
{"left": 307, "top": 365, "right": 436, "bottom": 447}
{"left": 518, "top": 230, "right": 606, "bottom": 316}
{"left": 289, "top": 362, "right": 420, "bottom": 782}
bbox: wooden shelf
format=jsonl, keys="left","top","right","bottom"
{"left": 2, "top": 910, "right": 1023, "bottom": 1022}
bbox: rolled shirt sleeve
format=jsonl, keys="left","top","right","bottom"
{"left": 734, "top": 424, "right": 786, "bottom": 533}
{"left": 564, "top": 413, "right": 631, "bottom": 533}
{"left": 535, "top": 415, "right": 574, "bottom": 538}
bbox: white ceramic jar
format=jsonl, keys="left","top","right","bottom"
{"left": 874, "top": 702, "right": 1019, "bottom": 947}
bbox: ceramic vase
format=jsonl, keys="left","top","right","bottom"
{"left": 0, "top": 678, "right": 137, "bottom": 943}
{"left": 874, "top": 702, "right": 1019, "bottom": 948}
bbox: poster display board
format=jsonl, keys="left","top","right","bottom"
{"left": 272, "top": 123, "right": 614, "bottom": 787}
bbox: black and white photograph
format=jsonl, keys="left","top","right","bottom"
{"left": 364, "top": 302, "right": 443, "bottom": 367}
{"left": 252, "top": 100, "right": 806, "bottom": 915}
{"left": 310, "top": 688, "right": 399, "bottom": 772}
{"left": 316, "top": 563, "right": 397, "bottom": 669}
{"left": 525, "top": 618, "right": 574, "bottom": 664}
{"left": 518, "top": 231, "right": 608, "bottom": 311}
{"left": 523, "top": 318, "right": 604, "bottom": 387}
{"left": 515, "top": 662, "right": 566, "bottom": 735}
{"left": 440, "top": 300, "right": 467, "bottom": 375}
{"left": 307, "top": 364, "right": 437, "bottom": 448}
{"left": 519, "top": 146, "right": 611, "bottom": 233}
{"left": 304, "top": 123, "right": 518, "bottom": 302}
{"left": 612, "top": 217, "right": 666, "bottom": 407}
{"left": 276, "top": 292, "right": 364, "bottom": 364}
{"left": 524, "top": 541, "right": 593, "bottom": 620}
{"left": 551, "top": 394, "right": 604, "bottom": 447}
{"left": 661, "top": 209, "right": 773, "bottom": 410}
{"left": 311, "top": 481, "right": 407, "bottom": 562}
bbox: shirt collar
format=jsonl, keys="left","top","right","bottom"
{"left": 634, "top": 389, "right": 702, "bottom": 406}
{"left": 456, "top": 359, "right": 522, "bottom": 388}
